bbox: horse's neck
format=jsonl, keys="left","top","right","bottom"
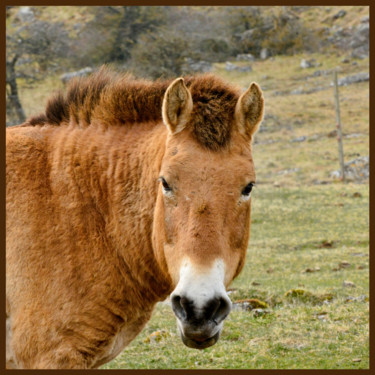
{"left": 49, "top": 122, "right": 172, "bottom": 301}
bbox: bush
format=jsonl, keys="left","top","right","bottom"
{"left": 195, "top": 38, "right": 230, "bottom": 62}
{"left": 226, "top": 7, "right": 317, "bottom": 57}
{"left": 129, "top": 31, "right": 192, "bottom": 79}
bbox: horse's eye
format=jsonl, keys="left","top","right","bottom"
{"left": 160, "top": 177, "right": 172, "bottom": 193}
{"left": 242, "top": 182, "right": 254, "bottom": 197}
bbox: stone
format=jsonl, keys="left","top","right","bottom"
{"left": 240, "top": 29, "right": 256, "bottom": 41}
{"left": 236, "top": 53, "right": 255, "bottom": 62}
{"left": 144, "top": 329, "right": 170, "bottom": 343}
{"left": 291, "top": 136, "right": 307, "bottom": 143}
{"left": 332, "top": 10, "right": 347, "bottom": 20}
{"left": 184, "top": 58, "right": 212, "bottom": 73}
{"left": 330, "top": 156, "right": 369, "bottom": 181}
{"left": 17, "top": 6, "right": 34, "bottom": 22}
{"left": 343, "top": 281, "right": 356, "bottom": 288}
{"left": 252, "top": 308, "right": 270, "bottom": 318}
{"left": 332, "top": 72, "right": 369, "bottom": 87}
{"left": 300, "top": 58, "right": 317, "bottom": 69}
{"left": 260, "top": 48, "right": 269, "bottom": 60}
{"left": 225, "top": 62, "right": 252, "bottom": 72}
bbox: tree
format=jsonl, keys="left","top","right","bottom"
{"left": 71, "top": 6, "right": 167, "bottom": 68}
{"left": 6, "top": 6, "right": 69, "bottom": 125}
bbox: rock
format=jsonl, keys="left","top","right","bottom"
{"left": 300, "top": 58, "right": 317, "bottom": 69}
{"left": 184, "top": 58, "right": 212, "bottom": 73}
{"left": 60, "top": 67, "right": 93, "bottom": 84}
{"left": 144, "top": 329, "right": 170, "bottom": 343}
{"left": 300, "top": 59, "right": 311, "bottom": 69}
{"left": 233, "top": 298, "right": 268, "bottom": 312}
{"left": 316, "top": 312, "right": 328, "bottom": 320}
{"left": 285, "top": 289, "right": 308, "bottom": 298}
{"left": 290, "top": 88, "right": 303, "bottom": 95}
{"left": 343, "top": 281, "right": 356, "bottom": 288}
{"left": 327, "top": 129, "right": 337, "bottom": 138}
{"left": 345, "top": 133, "right": 365, "bottom": 139}
{"left": 17, "top": 6, "right": 34, "bottom": 22}
{"left": 345, "top": 295, "right": 368, "bottom": 303}
{"left": 338, "top": 261, "right": 351, "bottom": 269}
{"left": 361, "top": 16, "right": 369, "bottom": 23}
{"left": 312, "top": 180, "right": 330, "bottom": 185}
{"left": 317, "top": 240, "right": 334, "bottom": 248}
{"left": 313, "top": 70, "right": 323, "bottom": 77}
{"left": 240, "top": 29, "right": 256, "bottom": 41}
{"left": 341, "top": 58, "right": 350, "bottom": 64}
{"left": 332, "top": 10, "right": 347, "bottom": 20}
{"left": 236, "top": 53, "right": 255, "bottom": 62}
{"left": 303, "top": 267, "right": 320, "bottom": 273}
{"left": 291, "top": 136, "right": 306, "bottom": 143}
{"left": 277, "top": 168, "right": 300, "bottom": 175}
{"left": 330, "top": 156, "right": 369, "bottom": 181}
{"left": 260, "top": 48, "right": 269, "bottom": 60}
{"left": 252, "top": 308, "right": 271, "bottom": 318}
{"left": 350, "top": 23, "right": 369, "bottom": 58}
{"left": 225, "top": 62, "right": 252, "bottom": 72}
{"left": 328, "top": 17, "right": 368, "bottom": 59}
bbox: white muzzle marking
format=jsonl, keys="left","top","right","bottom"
{"left": 172, "top": 258, "right": 230, "bottom": 311}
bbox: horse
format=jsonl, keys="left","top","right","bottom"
{"left": 6, "top": 67, "right": 264, "bottom": 369}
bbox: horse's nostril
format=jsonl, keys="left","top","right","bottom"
{"left": 171, "top": 295, "right": 184, "bottom": 320}
{"left": 171, "top": 294, "right": 231, "bottom": 325}
{"left": 171, "top": 295, "right": 187, "bottom": 321}
{"left": 171, "top": 295, "right": 196, "bottom": 321}
{"left": 211, "top": 297, "right": 231, "bottom": 325}
{"left": 203, "top": 298, "right": 221, "bottom": 321}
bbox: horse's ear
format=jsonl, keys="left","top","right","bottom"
{"left": 235, "top": 82, "right": 264, "bottom": 140}
{"left": 162, "top": 78, "right": 193, "bottom": 134}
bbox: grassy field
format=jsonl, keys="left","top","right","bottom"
{"left": 16, "top": 51, "right": 369, "bottom": 369}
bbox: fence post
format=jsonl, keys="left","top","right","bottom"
{"left": 333, "top": 70, "right": 345, "bottom": 182}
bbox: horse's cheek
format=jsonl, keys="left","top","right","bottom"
{"left": 152, "top": 195, "right": 169, "bottom": 273}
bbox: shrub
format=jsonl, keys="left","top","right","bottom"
{"left": 129, "top": 31, "right": 192, "bottom": 79}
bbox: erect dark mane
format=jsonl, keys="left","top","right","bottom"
{"left": 27, "top": 67, "right": 241, "bottom": 150}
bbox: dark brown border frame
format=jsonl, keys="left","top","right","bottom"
{"left": 2, "top": 2, "right": 372, "bottom": 374}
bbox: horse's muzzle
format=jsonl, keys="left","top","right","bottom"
{"left": 180, "top": 329, "right": 221, "bottom": 349}
{"left": 171, "top": 294, "right": 232, "bottom": 349}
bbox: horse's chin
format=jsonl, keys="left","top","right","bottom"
{"left": 179, "top": 329, "right": 220, "bottom": 350}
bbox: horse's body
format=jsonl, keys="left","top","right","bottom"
{"left": 6, "top": 68, "right": 264, "bottom": 369}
